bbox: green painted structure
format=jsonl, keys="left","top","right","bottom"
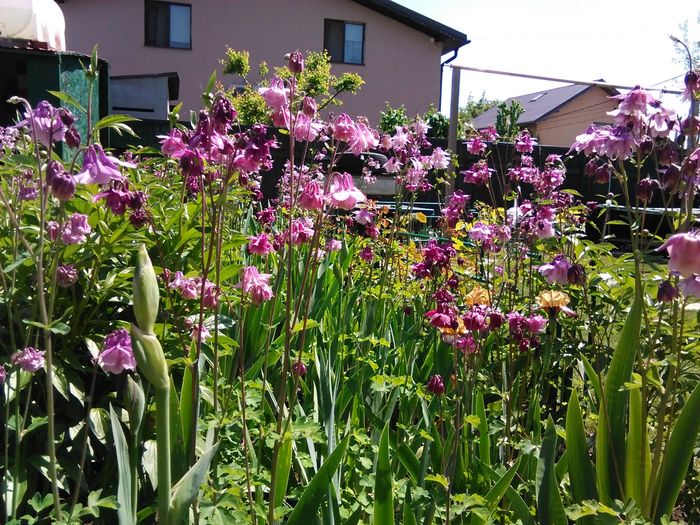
{"left": 0, "top": 41, "right": 109, "bottom": 154}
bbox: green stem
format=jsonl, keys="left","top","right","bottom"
{"left": 155, "top": 386, "right": 171, "bottom": 525}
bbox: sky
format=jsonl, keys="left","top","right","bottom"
{"left": 394, "top": 0, "right": 699, "bottom": 117}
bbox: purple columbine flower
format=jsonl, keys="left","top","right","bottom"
{"left": 0, "top": 365, "right": 6, "bottom": 385}
{"left": 61, "top": 213, "right": 91, "bottom": 244}
{"left": 11, "top": 347, "right": 45, "bottom": 373}
{"left": 57, "top": 264, "right": 78, "bottom": 288}
{"left": 20, "top": 101, "right": 67, "bottom": 147}
{"left": 538, "top": 255, "right": 572, "bottom": 285}
{"left": 75, "top": 144, "right": 135, "bottom": 185}
{"left": 97, "top": 328, "right": 136, "bottom": 374}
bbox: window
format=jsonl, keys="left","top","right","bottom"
{"left": 324, "top": 19, "right": 364, "bottom": 65}
{"left": 145, "top": 1, "right": 191, "bottom": 49}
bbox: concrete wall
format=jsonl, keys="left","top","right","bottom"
{"left": 534, "top": 86, "right": 617, "bottom": 147}
{"left": 60, "top": 0, "right": 444, "bottom": 123}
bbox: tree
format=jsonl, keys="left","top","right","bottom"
{"left": 458, "top": 92, "right": 499, "bottom": 138}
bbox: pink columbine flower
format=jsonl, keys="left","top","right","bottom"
{"left": 237, "top": 266, "right": 273, "bottom": 305}
{"left": 327, "top": 172, "right": 366, "bottom": 210}
{"left": 97, "top": 328, "right": 136, "bottom": 374}
{"left": 248, "top": 233, "right": 275, "bottom": 255}
{"left": 466, "top": 137, "right": 486, "bottom": 155}
{"left": 158, "top": 129, "right": 188, "bottom": 158}
{"left": 538, "top": 255, "right": 572, "bottom": 285}
{"left": 515, "top": 131, "right": 535, "bottom": 153}
{"left": 191, "top": 324, "right": 211, "bottom": 342}
{"left": 678, "top": 276, "right": 700, "bottom": 298}
{"left": 658, "top": 231, "right": 700, "bottom": 277}
{"left": 431, "top": 147, "right": 450, "bottom": 170}
{"left": 289, "top": 218, "right": 315, "bottom": 245}
{"left": 61, "top": 213, "right": 91, "bottom": 244}
{"left": 75, "top": 144, "right": 135, "bottom": 185}
{"left": 298, "top": 181, "right": 324, "bottom": 210}
{"left": 526, "top": 314, "right": 548, "bottom": 334}
{"left": 347, "top": 121, "right": 379, "bottom": 155}
{"left": 202, "top": 281, "right": 220, "bottom": 309}
{"left": 353, "top": 209, "right": 375, "bottom": 225}
{"left": 325, "top": 239, "right": 342, "bottom": 252}
{"left": 358, "top": 246, "right": 374, "bottom": 262}
{"left": 11, "top": 347, "right": 45, "bottom": 373}
{"left": 293, "top": 112, "right": 323, "bottom": 142}
{"left": 332, "top": 114, "right": 356, "bottom": 142}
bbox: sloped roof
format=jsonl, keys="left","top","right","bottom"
{"left": 351, "top": 0, "right": 469, "bottom": 54}
{"left": 471, "top": 84, "right": 613, "bottom": 129}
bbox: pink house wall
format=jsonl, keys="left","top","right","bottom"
{"left": 60, "top": 0, "right": 445, "bottom": 122}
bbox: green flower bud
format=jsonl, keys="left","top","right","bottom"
{"left": 133, "top": 244, "right": 159, "bottom": 334}
{"left": 131, "top": 325, "right": 169, "bottom": 391}
{"left": 125, "top": 374, "right": 146, "bottom": 436}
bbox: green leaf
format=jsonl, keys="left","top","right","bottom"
{"left": 274, "top": 434, "right": 294, "bottom": 509}
{"left": 48, "top": 90, "right": 86, "bottom": 113}
{"left": 92, "top": 114, "right": 140, "bottom": 134}
{"left": 482, "top": 462, "right": 535, "bottom": 525}
{"left": 373, "top": 423, "right": 395, "bottom": 525}
{"left": 624, "top": 384, "right": 648, "bottom": 506}
{"left": 291, "top": 319, "right": 320, "bottom": 333}
{"left": 653, "top": 381, "right": 700, "bottom": 521}
{"left": 476, "top": 391, "right": 491, "bottom": 468}
{"left": 109, "top": 405, "right": 135, "bottom": 525}
{"left": 566, "top": 390, "right": 597, "bottom": 509}
{"left": 484, "top": 456, "right": 521, "bottom": 511}
{"left": 169, "top": 443, "right": 219, "bottom": 524}
{"left": 537, "top": 417, "right": 567, "bottom": 525}
{"left": 596, "top": 285, "right": 641, "bottom": 503}
{"left": 286, "top": 434, "right": 350, "bottom": 525}
{"left": 403, "top": 485, "right": 417, "bottom": 525}
{"left": 395, "top": 442, "right": 421, "bottom": 484}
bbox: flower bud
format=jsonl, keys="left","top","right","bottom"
{"left": 131, "top": 325, "right": 169, "bottom": 390}
{"left": 65, "top": 127, "right": 81, "bottom": 149}
{"left": 51, "top": 170, "right": 76, "bottom": 201}
{"left": 125, "top": 374, "right": 146, "bottom": 435}
{"left": 584, "top": 158, "right": 598, "bottom": 178}
{"left": 657, "top": 280, "right": 679, "bottom": 303}
{"left": 635, "top": 178, "right": 659, "bottom": 203}
{"left": 287, "top": 50, "right": 304, "bottom": 74}
{"left": 45, "top": 160, "right": 63, "bottom": 185}
{"left": 292, "top": 360, "right": 307, "bottom": 377}
{"left": 426, "top": 374, "right": 445, "bottom": 395}
{"left": 133, "top": 244, "right": 160, "bottom": 334}
{"left": 567, "top": 263, "right": 586, "bottom": 286}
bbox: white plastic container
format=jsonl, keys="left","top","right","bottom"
{"left": 0, "top": 0, "right": 66, "bottom": 51}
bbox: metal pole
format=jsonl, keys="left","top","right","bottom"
{"left": 450, "top": 64, "right": 683, "bottom": 95}
{"left": 447, "top": 66, "right": 460, "bottom": 197}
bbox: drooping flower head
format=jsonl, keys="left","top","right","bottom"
{"left": 11, "top": 347, "right": 45, "bottom": 373}
{"left": 327, "top": 172, "right": 366, "bottom": 210}
{"left": 61, "top": 213, "right": 91, "bottom": 244}
{"left": 20, "top": 101, "right": 67, "bottom": 146}
{"left": 97, "top": 328, "right": 136, "bottom": 374}
{"left": 237, "top": 266, "right": 273, "bottom": 305}
{"left": 538, "top": 255, "right": 572, "bottom": 285}
{"left": 658, "top": 231, "right": 700, "bottom": 277}
{"left": 75, "top": 144, "right": 135, "bottom": 185}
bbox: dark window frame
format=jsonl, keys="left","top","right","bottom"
{"left": 324, "top": 19, "right": 365, "bottom": 65}
{"left": 144, "top": 0, "right": 192, "bottom": 50}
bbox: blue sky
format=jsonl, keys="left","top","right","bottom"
{"left": 395, "top": 0, "right": 698, "bottom": 116}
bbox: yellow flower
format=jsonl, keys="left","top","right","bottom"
{"left": 466, "top": 286, "right": 491, "bottom": 306}
{"left": 438, "top": 316, "right": 466, "bottom": 343}
{"left": 537, "top": 290, "right": 570, "bottom": 309}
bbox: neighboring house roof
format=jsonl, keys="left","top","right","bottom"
{"left": 471, "top": 84, "right": 616, "bottom": 129}
{"left": 351, "top": 0, "right": 469, "bottom": 54}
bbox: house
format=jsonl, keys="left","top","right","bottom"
{"left": 470, "top": 84, "right": 619, "bottom": 147}
{"left": 58, "top": 0, "right": 468, "bottom": 123}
